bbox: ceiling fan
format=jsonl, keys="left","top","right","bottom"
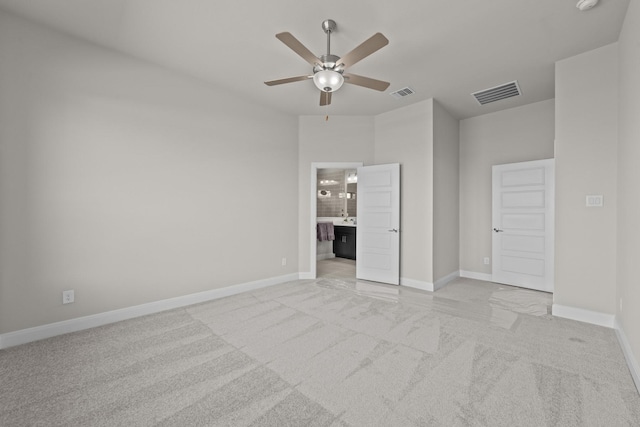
{"left": 264, "top": 19, "right": 390, "bottom": 106}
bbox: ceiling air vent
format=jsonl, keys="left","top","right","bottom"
{"left": 390, "top": 87, "right": 415, "bottom": 99}
{"left": 472, "top": 81, "right": 521, "bottom": 105}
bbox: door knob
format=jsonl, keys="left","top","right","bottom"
{"left": 493, "top": 228, "right": 504, "bottom": 233}
{"left": 388, "top": 229, "right": 398, "bottom": 233}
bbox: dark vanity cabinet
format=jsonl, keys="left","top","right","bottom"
{"left": 333, "top": 226, "right": 356, "bottom": 260}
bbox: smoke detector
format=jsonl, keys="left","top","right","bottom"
{"left": 576, "top": 0, "right": 598, "bottom": 11}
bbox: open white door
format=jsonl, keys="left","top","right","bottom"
{"left": 356, "top": 163, "right": 400, "bottom": 285}
{"left": 492, "top": 159, "right": 554, "bottom": 292}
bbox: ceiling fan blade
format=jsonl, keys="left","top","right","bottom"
{"left": 336, "top": 33, "right": 389, "bottom": 69}
{"left": 320, "top": 91, "right": 332, "bottom": 106}
{"left": 276, "top": 32, "right": 322, "bottom": 67}
{"left": 343, "top": 73, "right": 390, "bottom": 91}
{"left": 264, "top": 75, "right": 312, "bottom": 86}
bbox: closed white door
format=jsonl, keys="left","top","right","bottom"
{"left": 356, "top": 163, "right": 400, "bottom": 285}
{"left": 492, "top": 159, "right": 554, "bottom": 292}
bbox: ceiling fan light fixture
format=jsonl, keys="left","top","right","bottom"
{"left": 313, "top": 69, "right": 344, "bottom": 92}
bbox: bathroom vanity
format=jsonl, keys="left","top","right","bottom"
{"left": 333, "top": 225, "right": 356, "bottom": 260}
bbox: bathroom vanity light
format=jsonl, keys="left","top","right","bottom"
{"left": 319, "top": 179, "right": 339, "bottom": 186}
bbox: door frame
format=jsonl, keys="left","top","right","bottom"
{"left": 309, "top": 162, "right": 363, "bottom": 279}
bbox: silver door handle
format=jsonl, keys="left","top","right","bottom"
{"left": 388, "top": 229, "right": 398, "bottom": 233}
{"left": 493, "top": 228, "right": 504, "bottom": 233}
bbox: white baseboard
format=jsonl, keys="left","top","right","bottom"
{"left": 0, "top": 273, "right": 299, "bottom": 350}
{"left": 433, "top": 270, "right": 460, "bottom": 291}
{"left": 401, "top": 277, "right": 434, "bottom": 292}
{"left": 460, "top": 270, "right": 493, "bottom": 282}
{"left": 299, "top": 272, "right": 315, "bottom": 280}
{"left": 614, "top": 319, "right": 640, "bottom": 394}
{"left": 551, "top": 304, "right": 615, "bottom": 328}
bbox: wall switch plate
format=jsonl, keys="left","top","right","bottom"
{"left": 62, "top": 290, "right": 75, "bottom": 304}
{"left": 483, "top": 257, "right": 490, "bottom": 265}
{"left": 281, "top": 257, "right": 287, "bottom": 266}
{"left": 586, "top": 195, "right": 604, "bottom": 207}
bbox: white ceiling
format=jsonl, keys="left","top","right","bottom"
{"left": 0, "top": 0, "right": 630, "bottom": 119}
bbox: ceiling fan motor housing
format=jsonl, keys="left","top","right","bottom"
{"left": 315, "top": 54, "right": 341, "bottom": 71}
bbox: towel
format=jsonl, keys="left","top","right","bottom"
{"left": 325, "top": 223, "right": 335, "bottom": 241}
{"left": 316, "top": 222, "right": 335, "bottom": 241}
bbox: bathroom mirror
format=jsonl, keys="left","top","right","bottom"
{"left": 317, "top": 169, "right": 357, "bottom": 217}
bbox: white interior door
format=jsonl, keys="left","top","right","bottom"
{"left": 356, "top": 163, "right": 400, "bottom": 285}
{"left": 492, "top": 159, "right": 554, "bottom": 292}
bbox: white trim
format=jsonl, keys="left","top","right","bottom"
{"left": 309, "top": 162, "right": 363, "bottom": 280}
{"left": 433, "top": 270, "right": 460, "bottom": 291}
{"left": 0, "top": 273, "right": 299, "bottom": 350}
{"left": 614, "top": 319, "right": 640, "bottom": 394}
{"left": 460, "top": 270, "right": 493, "bottom": 282}
{"left": 299, "top": 272, "right": 315, "bottom": 280}
{"left": 551, "top": 304, "right": 615, "bottom": 328}
{"left": 401, "top": 277, "right": 434, "bottom": 292}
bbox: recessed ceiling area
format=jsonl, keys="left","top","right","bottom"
{"left": 0, "top": 0, "right": 630, "bottom": 119}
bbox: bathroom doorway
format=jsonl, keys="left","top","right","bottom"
{"left": 317, "top": 258, "right": 356, "bottom": 279}
{"left": 310, "top": 162, "right": 362, "bottom": 279}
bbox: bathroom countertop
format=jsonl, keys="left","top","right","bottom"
{"left": 316, "top": 217, "right": 357, "bottom": 227}
{"left": 333, "top": 222, "right": 356, "bottom": 227}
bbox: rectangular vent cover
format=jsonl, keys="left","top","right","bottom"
{"left": 472, "top": 81, "right": 521, "bottom": 105}
{"left": 390, "top": 87, "right": 415, "bottom": 99}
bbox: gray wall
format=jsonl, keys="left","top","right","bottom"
{"left": 459, "top": 100, "right": 555, "bottom": 276}
{"left": 0, "top": 11, "right": 299, "bottom": 334}
{"left": 375, "top": 100, "right": 434, "bottom": 285}
{"left": 432, "top": 100, "right": 460, "bottom": 283}
{"left": 617, "top": 0, "right": 640, "bottom": 374}
{"left": 555, "top": 43, "right": 618, "bottom": 315}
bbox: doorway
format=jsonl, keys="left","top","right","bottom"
{"left": 311, "top": 162, "right": 362, "bottom": 280}
{"left": 310, "top": 162, "right": 401, "bottom": 285}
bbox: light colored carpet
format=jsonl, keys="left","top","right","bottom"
{"left": 1, "top": 262, "right": 639, "bottom": 426}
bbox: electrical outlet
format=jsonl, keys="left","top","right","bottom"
{"left": 281, "top": 257, "right": 287, "bottom": 266}
{"left": 62, "top": 290, "right": 75, "bottom": 304}
{"left": 620, "top": 299, "right": 623, "bottom": 312}
{"left": 586, "top": 195, "right": 604, "bottom": 207}
{"left": 483, "top": 257, "right": 490, "bottom": 265}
